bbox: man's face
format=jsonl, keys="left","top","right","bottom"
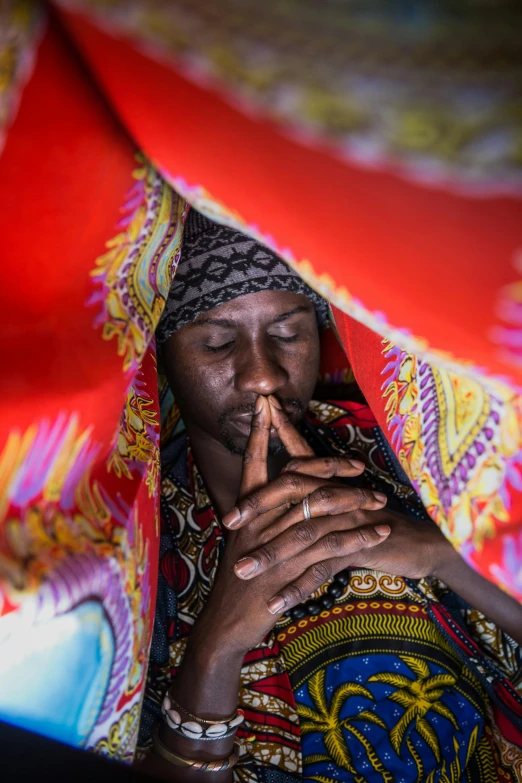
{"left": 162, "top": 290, "right": 321, "bottom": 454}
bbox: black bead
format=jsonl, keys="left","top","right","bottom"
{"left": 336, "top": 571, "right": 350, "bottom": 586}
{"left": 307, "top": 601, "right": 321, "bottom": 616}
{"left": 320, "top": 595, "right": 335, "bottom": 610}
{"left": 328, "top": 582, "right": 343, "bottom": 598}
{"left": 290, "top": 605, "right": 307, "bottom": 621}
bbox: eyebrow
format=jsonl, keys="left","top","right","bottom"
{"left": 271, "top": 305, "right": 310, "bottom": 323}
{"left": 190, "top": 316, "right": 237, "bottom": 329}
{"left": 191, "top": 305, "right": 310, "bottom": 330}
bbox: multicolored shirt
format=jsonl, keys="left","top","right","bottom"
{"left": 139, "top": 399, "right": 522, "bottom": 782}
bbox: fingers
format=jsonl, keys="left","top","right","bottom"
{"left": 224, "top": 474, "right": 387, "bottom": 530}
{"left": 238, "top": 396, "right": 270, "bottom": 498}
{"left": 268, "top": 396, "right": 314, "bottom": 458}
{"left": 223, "top": 472, "right": 325, "bottom": 530}
{"left": 235, "top": 511, "right": 391, "bottom": 579}
{"left": 282, "top": 455, "right": 365, "bottom": 479}
{"left": 306, "top": 483, "right": 387, "bottom": 517}
{"left": 265, "top": 526, "right": 390, "bottom": 614}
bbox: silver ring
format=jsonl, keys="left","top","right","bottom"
{"left": 302, "top": 495, "right": 311, "bottom": 520}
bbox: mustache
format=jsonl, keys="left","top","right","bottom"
{"left": 218, "top": 397, "right": 304, "bottom": 426}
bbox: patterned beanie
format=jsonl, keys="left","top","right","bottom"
{"left": 157, "top": 209, "right": 330, "bottom": 344}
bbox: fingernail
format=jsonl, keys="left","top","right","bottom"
{"left": 267, "top": 596, "right": 286, "bottom": 614}
{"left": 235, "top": 557, "right": 258, "bottom": 578}
{"left": 222, "top": 507, "right": 241, "bottom": 528}
{"left": 269, "top": 396, "right": 282, "bottom": 409}
{"left": 350, "top": 460, "right": 365, "bottom": 470}
{"left": 255, "top": 396, "right": 264, "bottom": 413}
{"left": 373, "top": 492, "right": 387, "bottom": 503}
{"left": 374, "top": 524, "right": 391, "bottom": 537}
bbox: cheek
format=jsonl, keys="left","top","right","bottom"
{"left": 199, "top": 370, "right": 229, "bottom": 414}
{"left": 290, "top": 343, "right": 320, "bottom": 394}
{"left": 167, "top": 357, "right": 232, "bottom": 420}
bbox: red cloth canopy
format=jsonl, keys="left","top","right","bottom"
{"left": 1, "top": 0, "right": 521, "bottom": 762}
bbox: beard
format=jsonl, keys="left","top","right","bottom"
{"left": 218, "top": 397, "right": 305, "bottom": 456}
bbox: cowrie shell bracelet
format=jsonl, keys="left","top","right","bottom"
{"left": 162, "top": 691, "right": 245, "bottom": 740}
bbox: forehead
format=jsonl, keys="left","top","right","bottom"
{"left": 190, "top": 290, "right": 314, "bottom": 328}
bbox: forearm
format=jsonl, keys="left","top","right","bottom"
{"left": 434, "top": 543, "right": 522, "bottom": 645}
{"left": 139, "top": 623, "right": 245, "bottom": 782}
{"left": 173, "top": 623, "right": 244, "bottom": 717}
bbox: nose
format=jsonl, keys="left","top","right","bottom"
{"left": 234, "top": 342, "right": 288, "bottom": 396}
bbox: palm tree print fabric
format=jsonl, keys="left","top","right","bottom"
{"left": 290, "top": 633, "right": 497, "bottom": 781}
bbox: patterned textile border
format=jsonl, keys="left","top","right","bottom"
{"left": 0, "top": 157, "right": 186, "bottom": 759}
{"left": 89, "top": 155, "right": 188, "bottom": 374}
{"left": 380, "top": 339, "right": 522, "bottom": 600}
{"left": 0, "top": 402, "right": 152, "bottom": 759}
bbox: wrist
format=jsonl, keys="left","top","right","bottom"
{"left": 430, "top": 535, "right": 460, "bottom": 581}
{"left": 185, "top": 620, "right": 247, "bottom": 668}
{"left": 171, "top": 623, "right": 245, "bottom": 722}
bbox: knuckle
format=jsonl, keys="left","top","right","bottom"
{"left": 323, "top": 456, "right": 341, "bottom": 476}
{"left": 353, "top": 487, "right": 370, "bottom": 506}
{"left": 257, "top": 527, "right": 275, "bottom": 546}
{"left": 310, "top": 561, "right": 331, "bottom": 584}
{"left": 325, "top": 531, "right": 342, "bottom": 553}
{"left": 354, "top": 528, "right": 370, "bottom": 547}
{"left": 280, "top": 472, "right": 303, "bottom": 494}
{"left": 243, "top": 492, "right": 261, "bottom": 513}
{"left": 256, "top": 545, "right": 276, "bottom": 567}
{"left": 282, "top": 583, "right": 305, "bottom": 607}
{"left": 313, "top": 485, "right": 335, "bottom": 506}
{"left": 294, "top": 521, "right": 317, "bottom": 545}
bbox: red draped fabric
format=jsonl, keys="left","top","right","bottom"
{"left": 58, "top": 3, "right": 522, "bottom": 392}
{"left": 1, "top": 0, "right": 521, "bottom": 763}
{"left": 0, "top": 11, "right": 182, "bottom": 756}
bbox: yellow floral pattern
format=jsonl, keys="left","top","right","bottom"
{"left": 90, "top": 155, "right": 186, "bottom": 373}
{"left": 381, "top": 340, "right": 522, "bottom": 596}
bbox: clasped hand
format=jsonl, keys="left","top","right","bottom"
{"left": 196, "top": 395, "right": 448, "bottom": 655}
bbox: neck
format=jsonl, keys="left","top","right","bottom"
{"left": 186, "top": 424, "right": 289, "bottom": 519}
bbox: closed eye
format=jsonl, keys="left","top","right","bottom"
{"left": 204, "top": 340, "right": 235, "bottom": 353}
{"left": 273, "top": 335, "right": 299, "bottom": 343}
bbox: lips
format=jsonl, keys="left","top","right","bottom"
{"left": 228, "top": 414, "right": 278, "bottom": 437}
{"left": 228, "top": 413, "right": 253, "bottom": 432}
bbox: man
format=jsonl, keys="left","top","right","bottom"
{"left": 139, "top": 209, "right": 522, "bottom": 781}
